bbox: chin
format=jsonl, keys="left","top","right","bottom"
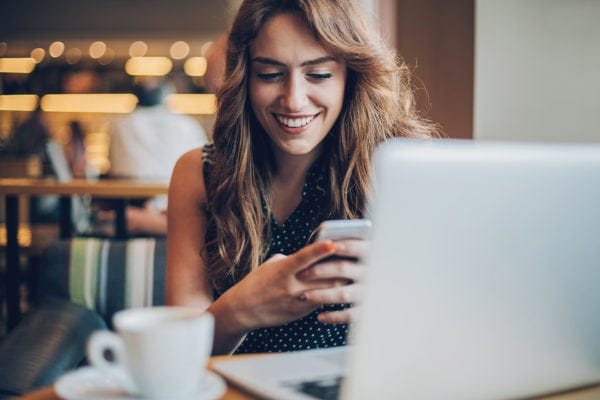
{"left": 280, "top": 142, "right": 323, "bottom": 158}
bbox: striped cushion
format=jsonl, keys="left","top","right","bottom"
{"left": 40, "top": 238, "right": 167, "bottom": 324}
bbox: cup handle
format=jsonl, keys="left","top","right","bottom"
{"left": 86, "top": 331, "right": 137, "bottom": 393}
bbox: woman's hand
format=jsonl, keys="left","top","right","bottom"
{"left": 296, "top": 239, "right": 369, "bottom": 324}
{"left": 215, "top": 240, "right": 340, "bottom": 333}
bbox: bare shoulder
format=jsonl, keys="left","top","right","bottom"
{"left": 175, "top": 147, "right": 205, "bottom": 171}
{"left": 170, "top": 147, "right": 208, "bottom": 206}
{"left": 167, "top": 147, "right": 213, "bottom": 307}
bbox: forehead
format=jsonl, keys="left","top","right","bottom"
{"left": 249, "top": 12, "right": 332, "bottom": 62}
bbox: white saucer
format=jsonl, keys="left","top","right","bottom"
{"left": 54, "top": 366, "right": 226, "bottom": 400}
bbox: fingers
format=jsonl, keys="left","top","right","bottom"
{"left": 284, "top": 241, "right": 337, "bottom": 274}
{"left": 303, "top": 282, "right": 362, "bottom": 306}
{"left": 317, "top": 307, "right": 360, "bottom": 324}
{"left": 296, "top": 259, "right": 365, "bottom": 282}
{"left": 331, "top": 239, "right": 370, "bottom": 260}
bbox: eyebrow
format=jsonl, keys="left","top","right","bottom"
{"left": 251, "top": 56, "right": 337, "bottom": 67}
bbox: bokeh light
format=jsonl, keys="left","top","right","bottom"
{"left": 170, "top": 41, "right": 190, "bottom": 60}
{"left": 49, "top": 41, "right": 65, "bottom": 58}
{"left": 89, "top": 41, "right": 107, "bottom": 59}
{"left": 129, "top": 41, "right": 148, "bottom": 57}
{"left": 183, "top": 57, "right": 207, "bottom": 77}
{"left": 30, "top": 48, "right": 46, "bottom": 63}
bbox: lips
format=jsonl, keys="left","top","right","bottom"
{"left": 275, "top": 113, "right": 317, "bottom": 128}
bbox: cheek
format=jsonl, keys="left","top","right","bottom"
{"left": 248, "top": 81, "right": 262, "bottom": 110}
{"left": 249, "top": 83, "right": 275, "bottom": 115}
{"left": 326, "top": 81, "right": 347, "bottom": 116}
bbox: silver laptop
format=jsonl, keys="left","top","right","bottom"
{"left": 212, "top": 138, "right": 600, "bottom": 399}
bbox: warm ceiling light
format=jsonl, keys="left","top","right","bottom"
{"left": 41, "top": 94, "right": 138, "bottom": 113}
{"left": 0, "top": 95, "right": 39, "bottom": 111}
{"left": 165, "top": 93, "right": 216, "bottom": 115}
{"left": 129, "top": 41, "right": 148, "bottom": 57}
{"left": 170, "top": 41, "right": 190, "bottom": 60}
{"left": 183, "top": 57, "right": 207, "bottom": 77}
{"left": 89, "top": 41, "right": 107, "bottom": 59}
{"left": 49, "top": 41, "right": 65, "bottom": 58}
{"left": 0, "top": 58, "right": 36, "bottom": 74}
{"left": 66, "top": 48, "right": 82, "bottom": 65}
{"left": 30, "top": 48, "right": 45, "bottom": 63}
{"left": 125, "top": 57, "right": 172, "bottom": 76}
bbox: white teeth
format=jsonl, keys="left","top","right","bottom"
{"left": 276, "top": 114, "right": 315, "bottom": 128}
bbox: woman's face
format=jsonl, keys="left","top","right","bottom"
{"left": 249, "top": 12, "right": 347, "bottom": 163}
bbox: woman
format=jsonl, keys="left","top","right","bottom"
{"left": 167, "top": 0, "right": 436, "bottom": 355}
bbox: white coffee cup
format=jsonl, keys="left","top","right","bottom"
{"left": 87, "top": 306, "right": 214, "bottom": 399}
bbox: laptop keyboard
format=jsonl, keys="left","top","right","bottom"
{"left": 285, "top": 376, "right": 344, "bottom": 400}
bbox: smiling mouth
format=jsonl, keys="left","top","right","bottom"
{"left": 275, "top": 114, "right": 317, "bottom": 128}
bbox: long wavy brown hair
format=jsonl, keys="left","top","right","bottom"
{"left": 206, "top": 0, "right": 438, "bottom": 289}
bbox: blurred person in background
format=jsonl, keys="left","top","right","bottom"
{"left": 99, "top": 77, "right": 209, "bottom": 235}
{"left": 108, "top": 77, "right": 208, "bottom": 182}
{"left": 61, "top": 69, "right": 101, "bottom": 180}
{"left": 5, "top": 106, "right": 59, "bottom": 222}
{"left": 5, "top": 106, "right": 51, "bottom": 158}
{"left": 66, "top": 120, "right": 87, "bottom": 179}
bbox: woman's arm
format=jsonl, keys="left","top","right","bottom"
{"left": 166, "top": 149, "right": 213, "bottom": 308}
{"left": 167, "top": 149, "right": 352, "bottom": 354}
{"left": 166, "top": 149, "right": 249, "bottom": 353}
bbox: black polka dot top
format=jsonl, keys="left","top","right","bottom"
{"left": 203, "top": 145, "right": 350, "bottom": 353}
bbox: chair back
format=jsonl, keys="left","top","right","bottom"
{"left": 39, "top": 237, "right": 167, "bottom": 325}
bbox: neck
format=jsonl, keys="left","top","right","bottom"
{"left": 272, "top": 145, "right": 323, "bottom": 182}
{"left": 269, "top": 148, "right": 322, "bottom": 224}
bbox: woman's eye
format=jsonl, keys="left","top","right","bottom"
{"left": 307, "top": 73, "right": 332, "bottom": 80}
{"left": 257, "top": 72, "right": 283, "bottom": 81}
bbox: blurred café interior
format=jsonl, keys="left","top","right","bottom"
{"left": 0, "top": 0, "right": 477, "bottom": 335}
{"left": 0, "top": 0, "right": 245, "bottom": 333}
{"left": 0, "top": 0, "right": 238, "bottom": 176}
{"left": 1, "top": 0, "right": 598, "bottom": 336}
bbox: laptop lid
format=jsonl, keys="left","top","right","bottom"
{"left": 343, "top": 138, "right": 600, "bottom": 399}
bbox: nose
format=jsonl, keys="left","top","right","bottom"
{"left": 280, "top": 73, "right": 309, "bottom": 111}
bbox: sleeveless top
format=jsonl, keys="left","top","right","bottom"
{"left": 202, "top": 145, "right": 349, "bottom": 353}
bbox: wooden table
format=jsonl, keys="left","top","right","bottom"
{"left": 0, "top": 178, "right": 168, "bottom": 331}
{"left": 14, "top": 354, "right": 600, "bottom": 400}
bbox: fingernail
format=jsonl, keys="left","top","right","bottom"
{"left": 324, "top": 241, "right": 336, "bottom": 252}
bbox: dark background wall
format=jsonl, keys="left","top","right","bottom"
{"left": 395, "top": 0, "right": 474, "bottom": 138}
{"left": 0, "top": 0, "right": 227, "bottom": 40}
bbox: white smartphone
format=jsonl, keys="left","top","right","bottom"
{"left": 316, "top": 219, "right": 372, "bottom": 242}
